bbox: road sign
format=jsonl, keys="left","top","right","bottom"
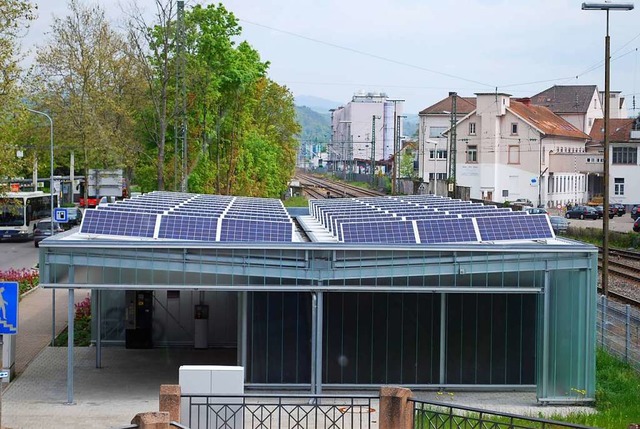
{"left": 0, "top": 371, "right": 8, "bottom": 378}
{"left": 0, "top": 282, "right": 18, "bottom": 335}
{"left": 54, "top": 207, "right": 68, "bottom": 223}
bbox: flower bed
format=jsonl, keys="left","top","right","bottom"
{"left": 0, "top": 268, "right": 39, "bottom": 297}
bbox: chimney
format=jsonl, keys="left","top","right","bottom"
{"left": 516, "top": 97, "right": 531, "bottom": 106}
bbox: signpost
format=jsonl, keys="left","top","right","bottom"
{"left": 0, "top": 281, "right": 18, "bottom": 428}
{"left": 53, "top": 207, "right": 68, "bottom": 224}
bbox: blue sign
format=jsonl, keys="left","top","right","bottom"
{"left": 54, "top": 207, "right": 68, "bottom": 223}
{"left": 0, "top": 282, "right": 18, "bottom": 335}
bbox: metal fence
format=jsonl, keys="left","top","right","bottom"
{"left": 181, "top": 394, "right": 376, "bottom": 429}
{"left": 598, "top": 295, "right": 640, "bottom": 370}
{"left": 411, "top": 399, "right": 594, "bottom": 429}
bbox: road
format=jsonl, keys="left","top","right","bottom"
{"left": 0, "top": 239, "right": 39, "bottom": 272}
{"left": 549, "top": 210, "right": 636, "bottom": 233}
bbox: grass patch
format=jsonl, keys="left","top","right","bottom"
{"left": 282, "top": 196, "right": 309, "bottom": 207}
{"left": 555, "top": 349, "right": 640, "bottom": 428}
{"left": 564, "top": 227, "right": 640, "bottom": 249}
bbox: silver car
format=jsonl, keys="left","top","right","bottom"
{"left": 549, "top": 216, "right": 569, "bottom": 234}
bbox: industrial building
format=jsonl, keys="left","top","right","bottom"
{"left": 40, "top": 191, "right": 597, "bottom": 404}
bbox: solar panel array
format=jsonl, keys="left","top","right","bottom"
{"left": 80, "top": 191, "right": 294, "bottom": 242}
{"left": 309, "top": 195, "right": 554, "bottom": 244}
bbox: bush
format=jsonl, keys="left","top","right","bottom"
{"left": 54, "top": 294, "right": 92, "bottom": 346}
{"left": 0, "top": 268, "right": 39, "bottom": 297}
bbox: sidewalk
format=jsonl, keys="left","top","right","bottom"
{"left": 12, "top": 288, "right": 86, "bottom": 376}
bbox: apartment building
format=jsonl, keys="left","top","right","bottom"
{"left": 329, "top": 92, "right": 404, "bottom": 175}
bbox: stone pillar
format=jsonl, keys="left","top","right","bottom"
{"left": 159, "top": 384, "right": 181, "bottom": 423}
{"left": 379, "top": 386, "right": 413, "bottom": 429}
{"left": 131, "top": 412, "right": 170, "bottom": 429}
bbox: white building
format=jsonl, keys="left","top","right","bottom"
{"left": 530, "top": 85, "right": 604, "bottom": 135}
{"left": 330, "top": 92, "right": 404, "bottom": 175}
{"left": 589, "top": 117, "right": 640, "bottom": 206}
{"left": 444, "top": 93, "right": 590, "bottom": 206}
{"left": 417, "top": 93, "right": 476, "bottom": 187}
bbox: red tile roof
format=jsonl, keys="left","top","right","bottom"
{"left": 589, "top": 118, "right": 638, "bottom": 142}
{"left": 508, "top": 101, "right": 590, "bottom": 140}
{"left": 419, "top": 95, "right": 476, "bottom": 115}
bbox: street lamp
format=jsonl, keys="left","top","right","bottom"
{"left": 26, "top": 108, "right": 54, "bottom": 230}
{"left": 26, "top": 107, "right": 56, "bottom": 346}
{"left": 582, "top": 1, "right": 634, "bottom": 298}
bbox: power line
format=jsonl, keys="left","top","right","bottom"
{"left": 240, "top": 18, "right": 495, "bottom": 89}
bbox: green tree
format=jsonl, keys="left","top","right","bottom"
{"left": 0, "top": 0, "right": 36, "bottom": 184}
{"left": 35, "top": 0, "right": 145, "bottom": 200}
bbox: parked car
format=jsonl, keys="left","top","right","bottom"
{"left": 65, "top": 207, "right": 83, "bottom": 228}
{"left": 549, "top": 216, "right": 569, "bottom": 234}
{"left": 634, "top": 217, "right": 640, "bottom": 233}
{"left": 33, "top": 219, "right": 63, "bottom": 247}
{"left": 512, "top": 198, "right": 533, "bottom": 207}
{"left": 565, "top": 206, "right": 598, "bottom": 220}
{"left": 524, "top": 207, "right": 548, "bottom": 215}
{"left": 594, "top": 206, "right": 615, "bottom": 219}
{"left": 610, "top": 203, "right": 626, "bottom": 217}
{"left": 630, "top": 205, "right": 639, "bottom": 220}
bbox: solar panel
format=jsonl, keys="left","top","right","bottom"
{"left": 415, "top": 218, "right": 479, "bottom": 244}
{"left": 219, "top": 218, "right": 293, "bottom": 242}
{"left": 475, "top": 214, "right": 554, "bottom": 241}
{"left": 158, "top": 215, "right": 218, "bottom": 241}
{"left": 341, "top": 221, "right": 417, "bottom": 244}
{"left": 80, "top": 210, "right": 157, "bottom": 238}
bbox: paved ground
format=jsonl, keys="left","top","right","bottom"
{"left": 548, "top": 209, "right": 636, "bottom": 234}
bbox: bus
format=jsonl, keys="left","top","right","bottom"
{"left": 0, "top": 191, "right": 58, "bottom": 240}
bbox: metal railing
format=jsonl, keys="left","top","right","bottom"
{"left": 181, "top": 394, "right": 376, "bottom": 429}
{"left": 598, "top": 295, "right": 640, "bottom": 371}
{"left": 411, "top": 399, "right": 595, "bottom": 429}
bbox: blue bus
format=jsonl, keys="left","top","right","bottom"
{"left": 0, "top": 192, "right": 58, "bottom": 240}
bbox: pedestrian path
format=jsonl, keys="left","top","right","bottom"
{"left": 13, "top": 288, "right": 86, "bottom": 375}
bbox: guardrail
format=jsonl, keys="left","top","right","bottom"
{"left": 411, "top": 398, "right": 595, "bottom": 429}
{"left": 181, "top": 394, "right": 376, "bottom": 429}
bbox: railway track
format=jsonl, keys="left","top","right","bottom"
{"left": 296, "top": 173, "right": 385, "bottom": 199}
{"left": 597, "top": 248, "right": 640, "bottom": 307}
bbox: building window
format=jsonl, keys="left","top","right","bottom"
{"left": 431, "top": 150, "right": 447, "bottom": 159}
{"left": 511, "top": 123, "right": 518, "bottom": 135}
{"left": 612, "top": 147, "right": 637, "bottom": 164}
{"left": 508, "top": 145, "right": 520, "bottom": 164}
{"left": 469, "top": 122, "right": 476, "bottom": 135}
{"left": 614, "top": 178, "right": 625, "bottom": 195}
{"left": 429, "top": 126, "right": 447, "bottom": 138}
{"left": 467, "top": 145, "right": 478, "bottom": 163}
{"left": 588, "top": 118, "right": 593, "bottom": 127}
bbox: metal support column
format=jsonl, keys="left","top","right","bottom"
{"left": 67, "top": 264, "right": 75, "bottom": 404}
{"left": 371, "top": 115, "right": 377, "bottom": 185}
{"left": 96, "top": 289, "right": 102, "bottom": 369}
{"left": 439, "top": 293, "right": 446, "bottom": 385}
{"left": 625, "top": 304, "right": 630, "bottom": 362}
{"left": 310, "top": 292, "right": 317, "bottom": 394}
{"left": 542, "top": 270, "right": 551, "bottom": 400}
{"left": 315, "top": 291, "right": 323, "bottom": 395}
{"left": 237, "top": 292, "right": 248, "bottom": 370}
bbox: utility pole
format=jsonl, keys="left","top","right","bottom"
{"left": 371, "top": 115, "right": 378, "bottom": 186}
{"left": 175, "top": 0, "right": 187, "bottom": 192}
{"left": 448, "top": 92, "right": 458, "bottom": 198}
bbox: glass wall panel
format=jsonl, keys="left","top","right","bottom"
{"left": 246, "top": 292, "right": 311, "bottom": 384}
{"left": 322, "top": 293, "right": 440, "bottom": 385}
{"left": 537, "top": 269, "right": 595, "bottom": 402}
{"left": 445, "top": 294, "right": 537, "bottom": 384}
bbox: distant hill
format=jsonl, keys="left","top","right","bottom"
{"left": 294, "top": 95, "right": 341, "bottom": 114}
{"left": 295, "top": 105, "right": 331, "bottom": 151}
{"left": 403, "top": 114, "right": 419, "bottom": 139}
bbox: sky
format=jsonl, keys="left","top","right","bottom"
{"left": 22, "top": 0, "right": 640, "bottom": 114}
